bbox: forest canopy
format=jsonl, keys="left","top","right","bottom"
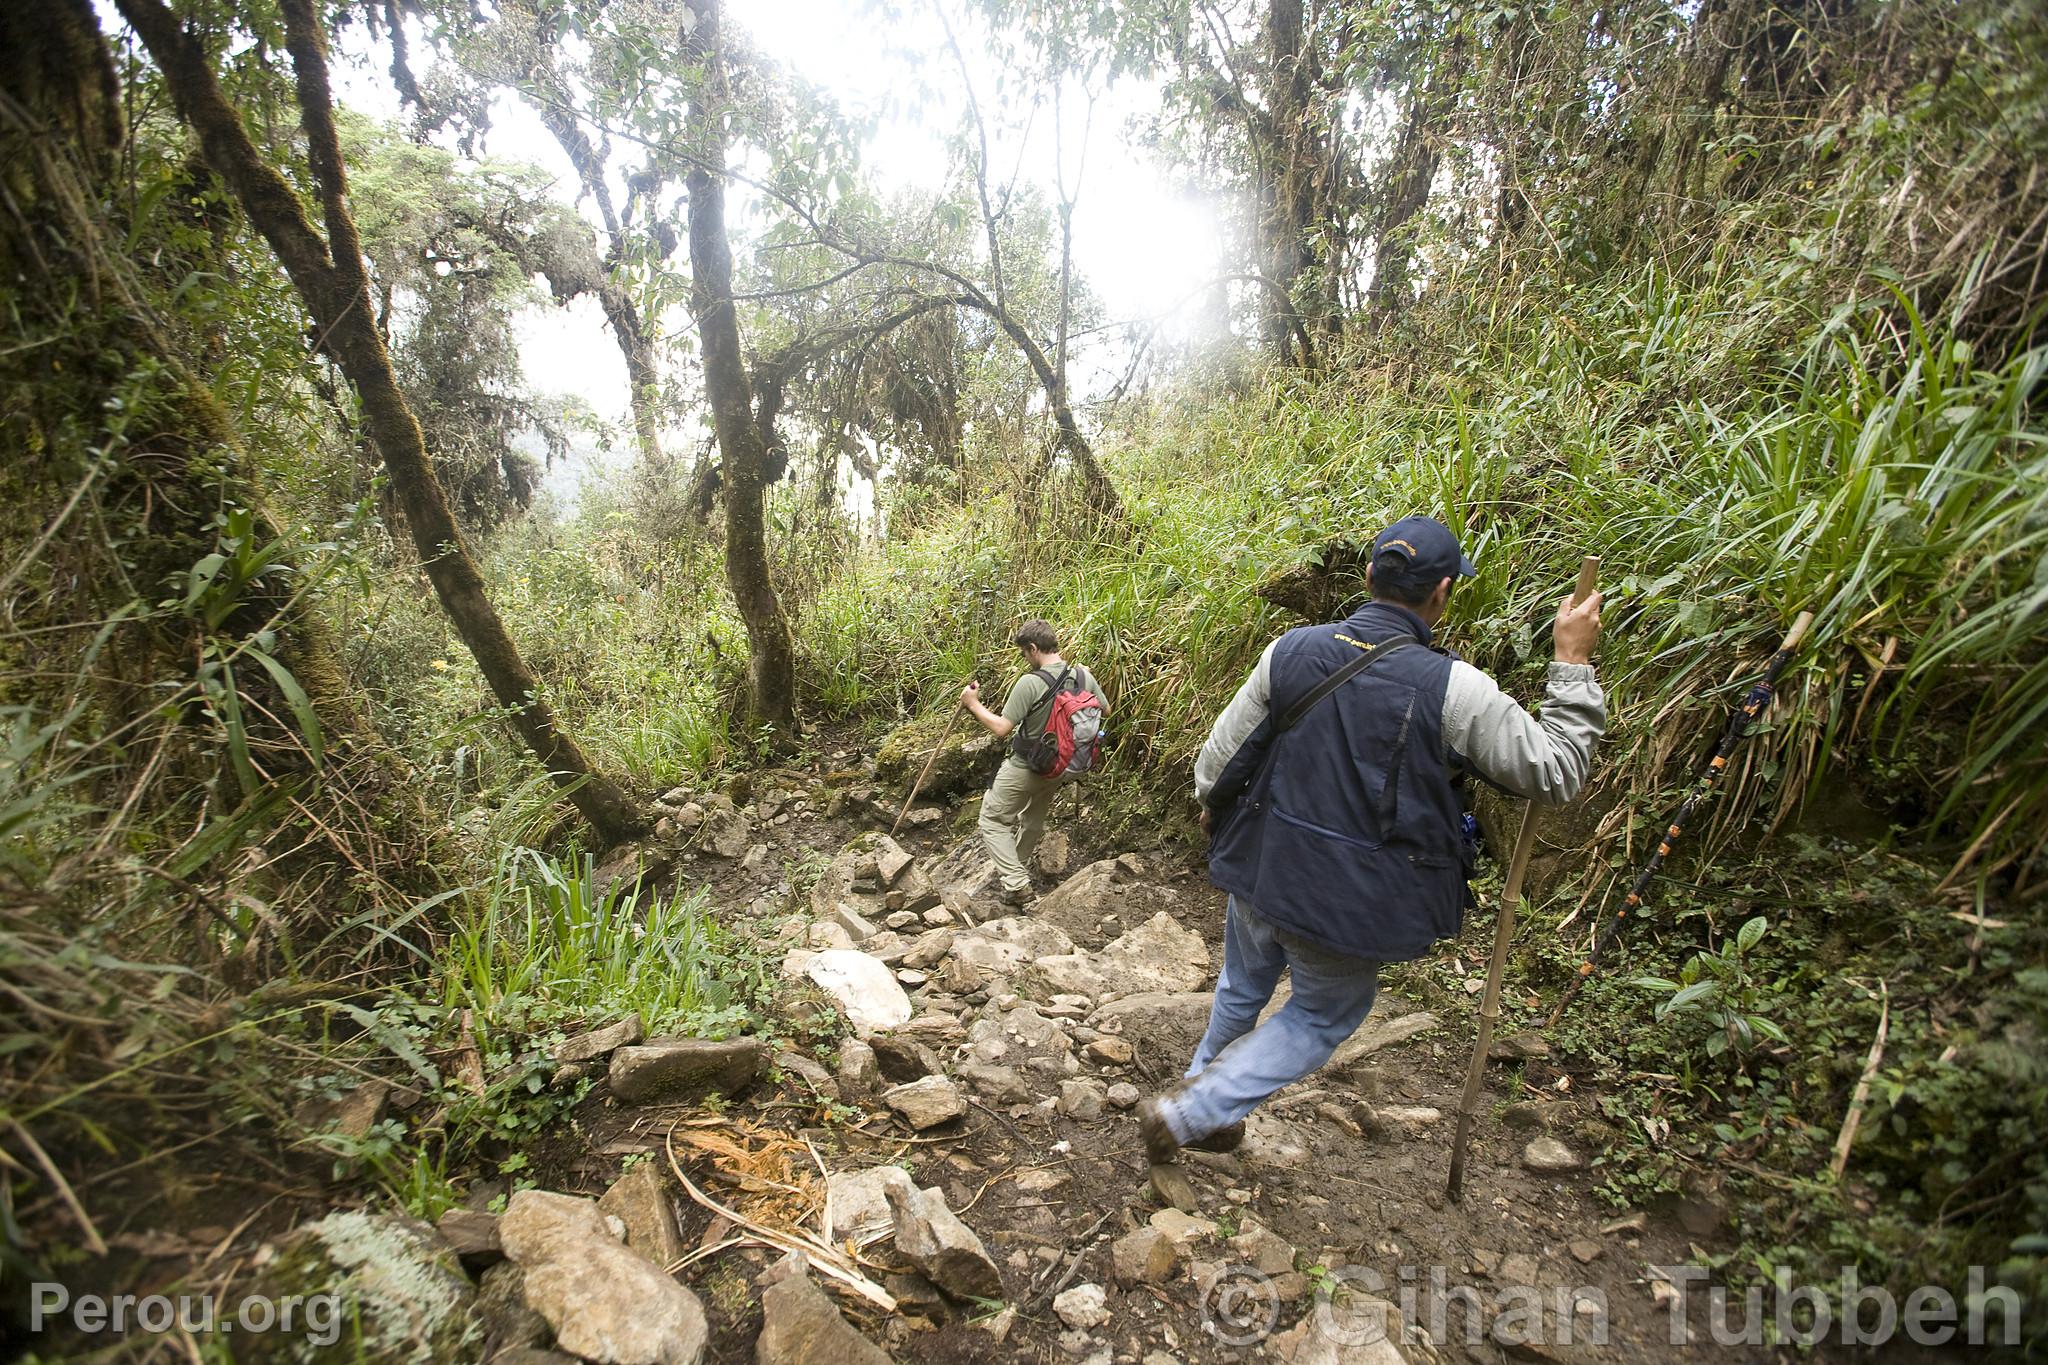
{"left": 2, "top": 0, "right": 2045, "bottom": 1356}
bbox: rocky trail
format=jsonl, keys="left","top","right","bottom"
{"left": 242, "top": 747, "right": 1752, "bottom": 1364}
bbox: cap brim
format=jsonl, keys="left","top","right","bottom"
{"left": 1457, "top": 555, "right": 1479, "bottom": 577}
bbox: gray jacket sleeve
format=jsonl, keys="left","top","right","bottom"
{"left": 1193, "top": 641, "right": 1277, "bottom": 803}
{"left": 1443, "top": 660, "right": 1606, "bottom": 805}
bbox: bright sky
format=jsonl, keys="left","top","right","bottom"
{"left": 333, "top": 0, "right": 1226, "bottom": 471}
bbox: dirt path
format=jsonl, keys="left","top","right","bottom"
{"left": 538, "top": 757, "right": 1746, "bottom": 1365}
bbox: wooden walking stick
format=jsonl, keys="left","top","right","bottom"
{"left": 891, "top": 697, "right": 968, "bottom": 836}
{"left": 1446, "top": 555, "right": 1600, "bottom": 1203}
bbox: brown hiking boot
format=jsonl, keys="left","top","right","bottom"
{"left": 1000, "top": 884, "right": 1033, "bottom": 907}
{"left": 1187, "top": 1120, "right": 1246, "bottom": 1154}
{"left": 1136, "top": 1097, "right": 1181, "bottom": 1164}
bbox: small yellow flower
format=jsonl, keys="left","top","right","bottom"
{"left": 430, "top": 659, "right": 450, "bottom": 671}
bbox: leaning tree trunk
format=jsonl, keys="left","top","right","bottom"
{"left": 683, "top": 0, "right": 798, "bottom": 739}
{"left": 117, "top": 0, "right": 648, "bottom": 844}
{"left": 1367, "top": 19, "right": 1468, "bottom": 327}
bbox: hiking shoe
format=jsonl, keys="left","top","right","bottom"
{"left": 1000, "top": 885, "right": 1033, "bottom": 907}
{"left": 1136, "top": 1097, "right": 1181, "bottom": 1164}
{"left": 1187, "top": 1120, "right": 1245, "bottom": 1154}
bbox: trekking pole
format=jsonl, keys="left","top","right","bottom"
{"left": 891, "top": 697, "right": 968, "bottom": 836}
{"left": 1446, "top": 556, "right": 1599, "bottom": 1204}
{"left": 1543, "top": 609, "right": 1814, "bottom": 1029}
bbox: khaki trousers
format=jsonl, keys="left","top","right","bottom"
{"left": 979, "top": 760, "right": 1066, "bottom": 893}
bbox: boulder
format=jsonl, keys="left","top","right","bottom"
{"left": 436, "top": 1208, "right": 503, "bottom": 1270}
{"left": 895, "top": 863, "right": 940, "bottom": 913}
{"left": 554, "top": 1015, "right": 645, "bottom": 1066}
{"left": 698, "top": 794, "right": 752, "bottom": 860}
{"left": 609, "top": 1038, "right": 764, "bottom": 1106}
{"left": 1082, "top": 1037, "right": 1134, "bottom": 1067}
{"left": 1501, "top": 1100, "right": 1574, "bottom": 1130}
{"left": 964, "top": 1004, "right": 1073, "bottom": 1071}
{"left": 870, "top": 1034, "right": 945, "bottom": 1083}
{"left": 826, "top": 1165, "right": 913, "bottom": 1242}
{"left": 874, "top": 723, "right": 1001, "bottom": 800}
{"left": 833, "top": 905, "right": 879, "bottom": 943}
{"left": 501, "top": 1190, "right": 708, "bottom": 1365}
{"left": 1093, "top": 913, "right": 1210, "bottom": 992}
{"left": 1266, "top": 1291, "right": 1413, "bottom": 1365}
{"left": 949, "top": 918, "right": 1077, "bottom": 976}
{"left": 249, "top": 1211, "right": 476, "bottom": 1362}
{"left": 476, "top": 1263, "right": 550, "bottom": 1355}
{"left": 294, "top": 1079, "right": 393, "bottom": 1143}
{"left": 1111, "top": 1227, "right": 1180, "bottom": 1285}
{"left": 1056, "top": 1078, "right": 1106, "bottom": 1120}
{"left": 1489, "top": 1031, "right": 1552, "bottom": 1063}
{"left": 599, "top": 1165, "right": 684, "bottom": 1268}
{"left": 881, "top": 1075, "right": 967, "bottom": 1130}
{"left": 773, "top": 1051, "right": 839, "bottom": 1102}
{"left": 1029, "top": 859, "right": 1133, "bottom": 945}
{"left": 1150, "top": 1163, "right": 1200, "bottom": 1212}
{"left": 900, "top": 928, "right": 955, "bottom": 970}
{"left": 1228, "top": 1219, "right": 1297, "bottom": 1276}
{"left": 1087, "top": 992, "right": 1215, "bottom": 1055}
{"left": 1148, "top": 1208, "right": 1217, "bottom": 1250}
{"left": 1522, "top": 1136, "right": 1586, "bottom": 1173}
{"left": 921, "top": 835, "right": 1001, "bottom": 902}
{"left": 1034, "top": 830, "right": 1072, "bottom": 877}
{"left": 1053, "top": 1282, "right": 1110, "bottom": 1331}
{"left": 956, "top": 1060, "right": 1029, "bottom": 1103}
{"left": 1354, "top": 1104, "right": 1443, "bottom": 1139}
{"left": 800, "top": 950, "right": 913, "bottom": 1037}
{"left": 1024, "top": 913, "right": 1209, "bottom": 1000}
{"left": 756, "top": 1257, "right": 892, "bottom": 1365}
{"left": 873, "top": 839, "right": 914, "bottom": 887}
{"left": 885, "top": 1181, "right": 1002, "bottom": 1300}
{"left": 836, "top": 1039, "right": 880, "bottom": 1100}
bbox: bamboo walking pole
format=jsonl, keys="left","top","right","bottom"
{"left": 1445, "top": 556, "right": 1600, "bottom": 1203}
{"left": 891, "top": 699, "right": 968, "bottom": 836}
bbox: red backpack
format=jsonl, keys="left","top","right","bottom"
{"left": 1012, "top": 667, "right": 1107, "bottom": 777}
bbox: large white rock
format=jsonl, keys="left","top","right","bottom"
{"left": 948, "top": 917, "right": 1077, "bottom": 976}
{"left": 802, "top": 950, "right": 912, "bottom": 1037}
{"left": 499, "top": 1190, "right": 707, "bottom": 1365}
{"left": 1024, "top": 912, "right": 1210, "bottom": 1000}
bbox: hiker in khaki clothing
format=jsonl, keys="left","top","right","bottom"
{"left": 961, "top": 620, "right": 1103, "bottom": 905}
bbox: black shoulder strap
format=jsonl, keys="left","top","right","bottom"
{"left": 1275, "top": 639, "right": 1415, "bottom": 734}
{"left": 1023, "top": 667, "right": 1072, "bottom": 733}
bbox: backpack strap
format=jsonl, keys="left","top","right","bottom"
{"left": 1274, "top": 639, "right": 1416, "bottom": 735}
{"left": 1014, "top": 667, "right": 1074, "bottom": 760}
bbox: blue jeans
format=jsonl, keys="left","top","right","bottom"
{"left": 1161, "top": 896, "right": 1381, "bottom": 1145}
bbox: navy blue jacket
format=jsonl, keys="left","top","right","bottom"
{"left": 1205, "top": 602, "right": 1473, "bottom": 962}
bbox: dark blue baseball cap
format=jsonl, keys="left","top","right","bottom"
{"left": 1371, "top": 516, "right": 1479, "bottom": 586}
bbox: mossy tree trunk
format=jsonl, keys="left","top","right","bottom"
{"left": 116, "top": 0, "right": 648, "bottom": 844}
{"left": 683, "top": 0, "right": 799, "bottom": 740}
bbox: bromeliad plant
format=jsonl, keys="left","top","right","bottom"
{"left": 1633, "top": 916, "right": 1791, "bottom": 1062}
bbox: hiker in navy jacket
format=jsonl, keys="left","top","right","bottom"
{"left": 1139, "top": 516, "right": 1605, "bottom": 1160}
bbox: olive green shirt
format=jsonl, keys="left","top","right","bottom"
{"left": 1000, "top": 660, "right": 1102, "bottom": 771}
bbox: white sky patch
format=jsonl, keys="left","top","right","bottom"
{"left": 325, "top": 2, "right": 1226, "bottom": 504}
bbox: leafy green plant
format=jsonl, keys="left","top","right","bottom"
{"left": 443, "top": 847, "right": 769, "bottom": 1042}
{"left": 1634, "top": 916, "right": 1790, "bottom": 1061}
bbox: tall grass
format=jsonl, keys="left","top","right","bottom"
{"left": 443, "top": 847, "right": 759, "bottom": 1043}
{"left": 798, "top": 278, "right": 2047, "bottom": 885}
